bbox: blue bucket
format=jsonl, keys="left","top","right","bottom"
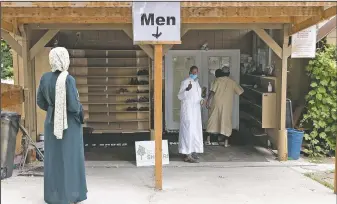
{"left": 287, "top": 128, "right": 304, "bottom": 160}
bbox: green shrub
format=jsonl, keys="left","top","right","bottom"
{"left": 300, "top": 45, "right": 337, "bottom": 157}
{"left": 1, "top": 39, "right": 14, "bottom": 79}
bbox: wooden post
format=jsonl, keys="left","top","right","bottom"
{"left": 19, "top": 25, "right": 37, "bottom": 161}
{"left": 19, "top": 25, "right": 32, "bottom": 135}
{"left": 154, "top": 44, "right": 163, "bottom": 190}
{"left": 277, "top": 24, "right": 291, "bottom": 161}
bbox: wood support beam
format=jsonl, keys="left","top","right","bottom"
{"left": 290, "top": 6, "right": 337, "bottom": 35}
{"left": 2, "top": 2, "right": 336, "bottom": 7}
{"left": 27, "top": 23, "right": 283, "bottom": 30}
{"left": 162, "top": 27, "right": 190, "bottom": 56}
{"left": 277, "top": 24, "right": 291, "bottom": 161}
{"left": 122, "top": 27, "right": 154, "bottom": 59}
{"left": 2, "top": 7, "right": 321, "bottom": 18}
{"left": 184, "top": 23, "right": 283, "bottom": 30}
{"left": 1, "top": 19, "right": 14, "bottom": 33}
{"left": 1, "top": 19, "right": 19, "bottom": 35}
{"left": 29, "top": 29, "right": 59, "bottom": 60}
{"left": 316, "top": 16, "right": 336, "bottom": 42}
{"left": 154, "top": 44, "right": 163, "bottom": 190}
{"left": 9, "top": 16, "right": 294, "bottom": 25}
{"left": 253, "top": 28, "right": 283, "bottom": 59}
{"left": 28, "top": 23, "right": 130, "bottom": 30}
{"left": 1, "top": 30, "right": 22, "bottom": 57}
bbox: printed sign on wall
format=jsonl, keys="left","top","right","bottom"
{"left": 135, "top": 140, "right": 169, "bottom": 167}
{"left": 291, "top": 25, "right": 317, "bottom": 58}
{"left": 132, "top": 2, "right": 181, "bottom": 43}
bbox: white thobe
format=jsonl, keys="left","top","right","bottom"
{"left": 177, "top": 78, "right": 204, "bottom": 155}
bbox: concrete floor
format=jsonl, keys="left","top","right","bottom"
{"left": 1, "top": 164, "right": 336, "bottom": 204}
{"left": 2, "top": 146, "right": 335, "bottom": 204}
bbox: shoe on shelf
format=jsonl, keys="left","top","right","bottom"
{"left": 137, "top": 69, "right": 149, "bottom": 76}
{"left": 130, "top": 78, "right": 135, "bottom": 85}
{"left": 127, "top": 107, "right": 138, "bottom": 111}
{"left": 138, "top": 97, "right": 149, "bottom": 102}
{"left": 139, "top": 107, "right": 149, "bottom": 111}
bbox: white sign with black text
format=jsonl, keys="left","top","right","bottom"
{"left": 291, "top": 25, "right": 317, "bottom": 58}
{"left": 132, "top": 2, "right": 181, "bottom": 43}
{"left": 135, "top": 140, "right": 170, "bottom": 167}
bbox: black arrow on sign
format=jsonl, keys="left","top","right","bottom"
{"left": 152, "top": 26, "right": 162, "bottom": 39}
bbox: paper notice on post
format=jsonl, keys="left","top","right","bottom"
{"left": 291, "top": 26, "right": 317, "bottom": 58}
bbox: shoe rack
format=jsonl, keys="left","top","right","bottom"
{"left": 67, "top": 49, "right": 151, "bottom": 133}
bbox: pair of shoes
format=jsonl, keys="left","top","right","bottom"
{"left": 138, "top": 97, "right": 149, "bottom": 102}
{"left": 118, "top": 88, "right": 129, "bottom": 94}
{"left": 126, "top": 107, "right": 138, "bottom": 111}
{"left": 126, "top": 98, "right": 138, "bottom": 103}
{"left": 137, "top": 69, "right": 149, "bottom": 76}
{"left": 136, "top": 89, "right": 149, "bottom": 93}
{"left": 139, "top": 107, "right": 149, "bottom": 111}
{"left": 218, "top": 139, "right": 230, "bottom": 147}
{"left": 130, "top": 78, "right": 149, "bottom": 85}
{"left": 130, "top": 78, "right": 139, "bottom": 85}
{"left": 191, "top": 152, "right": 200, "bottom": 160}
{"left": 138, "top": 80, "right": 149, "bottom": 85}
{"left": 184, "top": 154, "right": 199, "bottom": 163}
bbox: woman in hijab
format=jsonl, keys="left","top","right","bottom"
{"left": 206, "top": 67, "right": 244, "bottom": 147}
{"left": 37, "top": 47, "right": 87, "bottom": 204}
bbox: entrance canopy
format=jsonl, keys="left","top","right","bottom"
{"left": 1, "top": 2, "right": 336, "bottom": 35}
{"left": 1, "top": 1, "right": 336, "bottom": 157}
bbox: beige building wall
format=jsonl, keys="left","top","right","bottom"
{"left": 34, "top": 48, "right": 52, "bottom": 136}
{"left": 14, "top": 29, "right": 310, "bottom": 135}
{"left": 30, "top": 29, "right": 253, "bottom": 134}
{"left": 326, "top": 28, "right": 337, "bottom": 45}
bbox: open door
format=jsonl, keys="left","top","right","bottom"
{"left": 164, "top": 50, "right": 240, "bottom": 132}
{"left": 200, "top": 50, "right": 241, "bottom": 130}
{"left": 165, "top": 51, "right": 201, "bottom": 131}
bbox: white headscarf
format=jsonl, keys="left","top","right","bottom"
{"left": 49, "top": 47, "right": 70, "bottom": 139}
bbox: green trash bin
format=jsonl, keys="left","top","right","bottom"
{"left": 1, "top": 111, "right": 21, "bottom": 179}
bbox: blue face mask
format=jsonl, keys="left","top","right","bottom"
{"left": 189, "top": 74, "right": 198, "bottom": 80}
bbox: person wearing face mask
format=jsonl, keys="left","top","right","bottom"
{"left": 206, "top": 67, "right": 244, "bottom": 147}
{"left": 177, "top": 66, "right": 204, "bottom": 163}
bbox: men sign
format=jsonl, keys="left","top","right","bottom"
{"left": 132, "top": 2, "right": 181, "bottom": 43}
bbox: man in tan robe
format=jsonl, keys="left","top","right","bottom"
{"left": 206, "top": 67, "right": 243, "bottom": 147}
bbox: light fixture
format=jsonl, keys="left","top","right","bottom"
{"left": 53, "top": 39, "right": 58, "bottom": 48}
{"left": 200, "top": 42, "right": 209, "bottom": 51}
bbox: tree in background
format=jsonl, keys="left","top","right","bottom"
{"left": 1, "top": 39, "right": 14, "bottom": 79}
{"left": 301, "top": 44, "right": 337, "bottom": 157}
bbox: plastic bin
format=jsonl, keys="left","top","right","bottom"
{"left": 287, "top": 128, "right": 304, "bottom": 160}
{"left": 1, "top": 111, "right": 21, "bottom": 179}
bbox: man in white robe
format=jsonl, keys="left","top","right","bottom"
{"left": 177, "top": 66, "right": 204, "bottom": 163}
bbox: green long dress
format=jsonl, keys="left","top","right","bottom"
{"left": 37, "top": 71, "right": 87, "bottom": 204}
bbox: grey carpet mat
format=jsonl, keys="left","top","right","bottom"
{"left": 84, "top": 145, "right": 268, "bottom": 162}
{"left": 17, "top": 145, "right": 269, "bottom": 176}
